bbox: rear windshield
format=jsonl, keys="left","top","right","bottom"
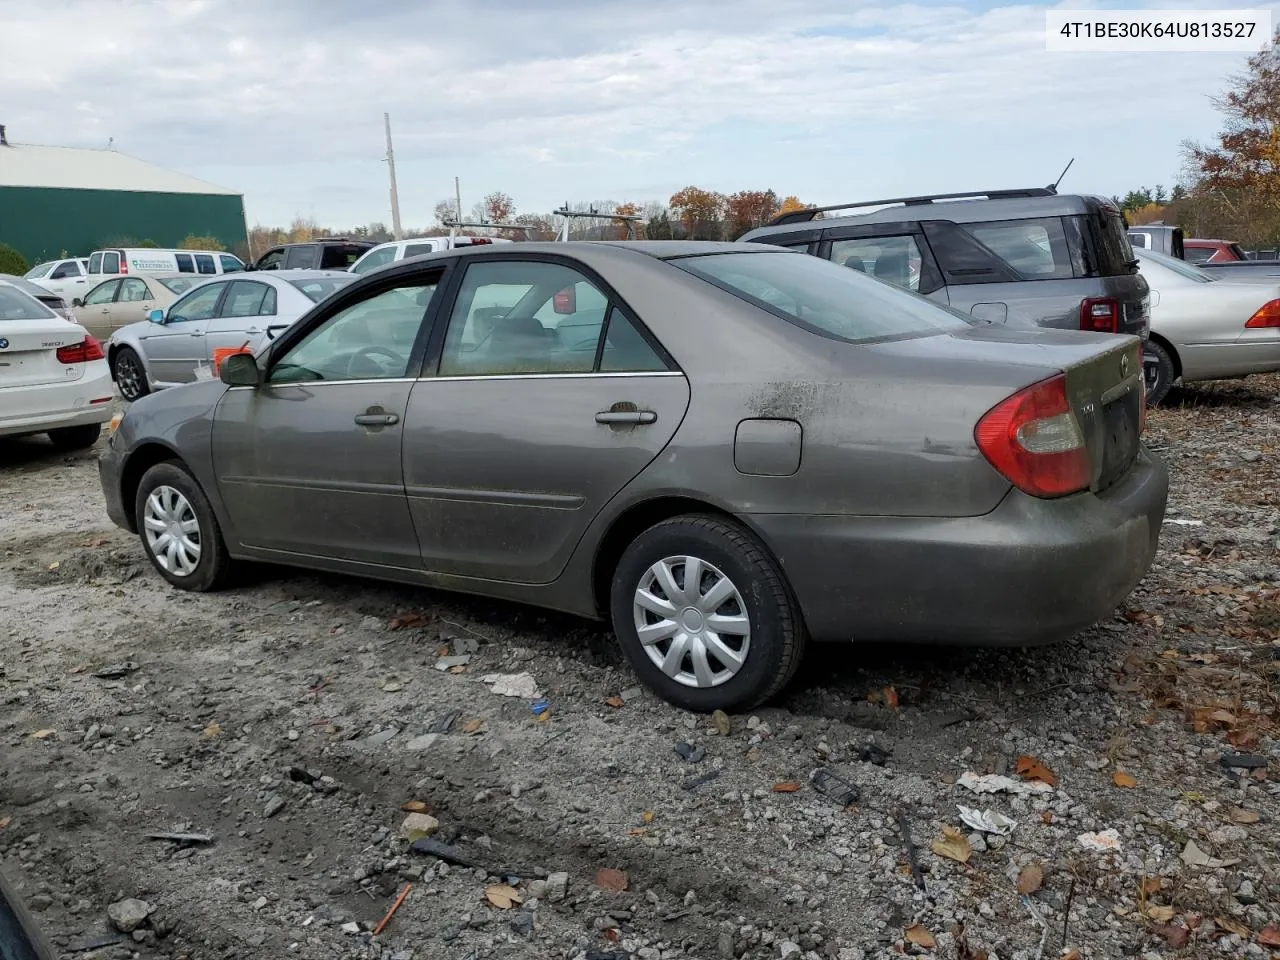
{"left": 674, "top": 251, "right": 970, "bottom": 343}
{"left": 159, "top": 276, "right": 204, "bottom": 294}
{"left": 289, "top": 277, "right": 357, "bottom": 302}
{"left": 1085, "top": 207, "right": 1138, "bottom": 276}
{"left": 0, "top": 286, "right": 56, "bottom": 320}
{"left": 1140, "top": 250, "right": 1214, "bottom": 282}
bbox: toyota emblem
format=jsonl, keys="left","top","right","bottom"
{"left": 1119, "top": 353, "right": 1130, "bottom": 377}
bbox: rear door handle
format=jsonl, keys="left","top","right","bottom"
{"left": 595, "top": 410, "right": 656, "bottom": 425}
{"left": 355, "top": 413, "right": 399, "bottom": 426}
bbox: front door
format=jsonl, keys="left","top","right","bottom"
{"left": 403, "top": 258, "right": 689, "bottom": 584}
{"left": 204, "top": 279, "right": 279, "bottom": 365}
{"left": 46, "top": 259, "right": 89, "bottom": 300}
{"left": 210, "top": 272, "right": 446, "bottom": 566}
{"left": 141, "top": 280, "right": 227, "bottom": 384}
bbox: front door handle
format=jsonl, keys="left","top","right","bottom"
{"left": 596, "top": 410, "right": 656, "bottom": 425}
{"left": 355, "top": 412, "right": 399, "bottom": 426}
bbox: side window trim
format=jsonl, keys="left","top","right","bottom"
{"left": 420, "top": 253, "right": 679, "bottom": 379}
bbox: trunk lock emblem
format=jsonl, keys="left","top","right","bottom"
{"left": 1119, "top": 354, "right": 1130, "bottom": 377}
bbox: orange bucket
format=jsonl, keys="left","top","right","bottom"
{"left": 212, "top": 346, "right": 253, "bottom": 375}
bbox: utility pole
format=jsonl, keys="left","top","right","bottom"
{"left": 453, "top": 177, "right": 463, "bottom": 239}
{"left": 384, "top": 113, "right": 403, "bottom": 240}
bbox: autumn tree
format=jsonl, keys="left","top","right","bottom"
{"left": 612, "top": 201, "right": 641, "bottom": 239}
{"left": 483, "top": 191, "right": 516, "bottom": 222}
{"left": 669, "top": 186, "right": 726, "bottom": 240}
{"left": 725, "top": 189, "right": 780, "bottom": 238}
{"left": 513, "top": 213, "right": 556, "bottom": 240}
{"left": 1187, "top": 27, "right": 1280, "bottom": 244}
{"left": 775, "top": 195, "right": 808, "bottom": 218}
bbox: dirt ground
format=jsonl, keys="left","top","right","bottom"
{"left": 2, "top": 379, "right": 1280, "bottom": 960}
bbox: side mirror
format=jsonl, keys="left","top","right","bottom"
{"left": 72, "top": 298, "right": 84, "bottom": 307}
{"left": 147, "top": 309, "right": 165, "bottom": 324}
{"left": 219, "top": 352, "right": 260, "bottom": 387}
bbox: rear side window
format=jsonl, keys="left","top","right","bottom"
{"left": 351, "top": 247, "right": 397, "bottom": 274}
{"left": 283, "top": 246, "right": 317, "bottom": 269}
{"left": 175, "top": 254, "right": 195, "bottom": 272}
{"left": 403, "top": 243, "right": 438, "bottom": 259}
{"left": 829, "top": 236, "right": 928, "bottom": 291}
{"left": 676, "top": 251, "right": 969, "bottom": 343}
{"left": 1129, "top": 232, "right": 1149, "bottom": 249}
{"left": 1184, "top": 246, "right": 1214, "bottom": 264}
{"left": 966, "top": 218, "right": 1074, "bottom": 280}
{"left": 195, "top": 254, "right": 216, "bottom": 275}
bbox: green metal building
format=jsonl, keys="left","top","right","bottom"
{"left": 0, "top": 136, "right": 246, "bottom": 263}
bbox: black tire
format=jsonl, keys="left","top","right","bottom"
{"left": 113, "top": 347, "right": 150, "bottom": 402}
{"left": 1143, "top": 340, "right": 1176, "bottom": 406}
{"left": 610, "top": 514, "right": 807, "bottom": 712}
{"left": 134, "top": 460, "right": 234, "bottom": 591}
{"left": 47, "top": 423, "right": 101, "bottom": 450}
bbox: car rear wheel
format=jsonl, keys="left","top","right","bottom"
{"left": 47, "top": 424, "right": 101, "bottom": 451}
{"left": 134, "top": 461, "right": 233, "bottom": 591}
{"left": 610, "top": 514, "right": 807, "bottom": 712}
{"left": 1143, "top": 341, "right": 1176, "bottom": 406}
{"left": 113, "top": 347, "right": 149, "bottom": 402}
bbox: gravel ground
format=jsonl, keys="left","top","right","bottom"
{"left": 2, "top": 378, "right": 1280, "bottom": 960}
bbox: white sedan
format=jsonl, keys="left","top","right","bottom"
{"left": 1139, "top": 249, "right": 1280, "bottom": 404}
{"left": 0, "top": 278, "right": 113, "bottom": 449}
{"left": 106, "top": 270, "right": 356, "bottom": 401}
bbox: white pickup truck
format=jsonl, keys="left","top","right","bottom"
{"left": 349, "top": 236, "right": 512, "bottom": 276}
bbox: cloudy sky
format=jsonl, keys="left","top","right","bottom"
{"left": 0, "top": 0, "right": 1272, "bottom": 228}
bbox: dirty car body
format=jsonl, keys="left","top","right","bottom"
{"left": 99, "top": 242, "right": 1167, "bottom": 711}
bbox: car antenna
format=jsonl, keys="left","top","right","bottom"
{"left": 1046, "top": 157, "right": 1074, "bottom": 194}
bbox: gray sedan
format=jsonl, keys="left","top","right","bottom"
{"left": 98, "top": 242, "right": 1167, "bottom": 711}
{"left": 106, "top": 269, "right": 356, "bottom": 400}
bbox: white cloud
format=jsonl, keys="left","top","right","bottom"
{"left": 0, "top": 0, "right": 1269, "bottom": 223}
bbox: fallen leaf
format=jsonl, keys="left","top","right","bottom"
{"left": 461, "top": 719, "right": 484, "bottom": 735}
{"left": 595, "top": 868, "right": 628, "bottom": 892}
{"left": 401, "top": 800, "right": 432, "bottom": 814}
{"left": 80, "top": 537, "right": 108, "bottom": 548}
{"left": 0, "top": 817, "right": 10, "bottom": 831}
{"left": 388, "top": 613, "right": 427, "bottom": 631}
{"left": 48, "top": 561, "right": 59, "bottom": 571}
{"left": 484, "top": 884, "right": 522, "bottom": 909}
{"left": 603, "top": 928, "right": 620, "bottom": 943}
{"left": 1016, "top": 864, "right": 1044, "bottom": 895}
{"left": 773, "top": 782, "right": 801, "bottom": 793}
{"left": 1207, "top": 709, "right": 1237, "bottom": 725}
{"left": 449, "top": 665, "right": 466, "bottom": 675}
{"left": 1260, "top": 925, "right": 1280, "bottom": 946}
{"left": 1180, "top": 839, "right": 1236, "bottom": 868}
{"left": 605, "top": 696, "right": 625, "bottom": 709}
{"left": 32, "top": 729, "right": 57, "bottom": 740}
{"left": 1155, "top": 924, "right": 1189, "bottom": 949}
{"left": 1217, "top": 916, "right": 1251, "bottom": 938}
{"left": 1015, "top": 755, "right": 1058, "bottom": 787}
{"left": 930, "top": 826, "right": 972, "bottom": 863}
{"left": 711, "top": 709, "right": 731, "bottom": 736}
{"left": 1146, "top": 904, "right": 1176, "bottom": 922}
{"left": 1228, "top": 807, "right": 1260, "bottom": 824}
{"left": 883, "top": 686, "right": 900, "bottom": 710}
{"left": 1141, "top": 877, "right": 1165, "bottom": 897}
{"left": 1040, "top": 810, "right": 1055, "bottom": 824}
{"left": 1061, "top": 951, "right": 1081, "bottom": 960}
{"left": 203, "top": 722, "right": 221, "bottom": 738}
{"left": 642, "top": 810, "right": 655, "bottom": 824}
{"left": 904, "top": 924, "right": 936, "bottom": 948}
{"left": 627, "top": 828, "right": 647, "bottom": 837}
{"left": 1113, "top": 770, "right": 1137, "bottom": 788}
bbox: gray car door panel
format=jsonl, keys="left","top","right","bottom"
{"left": 402, "top": 373, "right": 690, "bottom": 584}
{"left": 144, "top": 281, "right": 227, "bottom": 383}
{"left": 212, "top": 381, "right": 421, "bottom": 566}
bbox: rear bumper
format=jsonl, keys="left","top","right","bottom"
{"left": 0, "top": 366, "right": 114, "bottom": 438}
{"left": 745, "top": 447, "right": 1168, "bottom": 645}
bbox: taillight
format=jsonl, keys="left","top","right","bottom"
{"left": 975, "top": 373, "right": 1091, "bottom": 498}
{"left": 119, "top": 259, "right": 128, "bottom": 275}
{"left": 470, "top": 238, "right": 493, "bottom": 245}
{"left": 553, "top": 287, "right": 576, "bottom": 314}
{"left": 1245, "top": 299, "right": 1280, "bottom": 328}
{"left": 1080, "top": 297, "right": 1120, "bottom": 333}
{"left": 55, "top": 336, "right": 105, "bottom": 364}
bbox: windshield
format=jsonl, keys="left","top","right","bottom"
{"left": 1139, "top": 250, "right": 1214, "bottom": 283}
{"left": 24, "top": 262, "right": 54, "bottom": 279}
{"left": 157, "top": 276, "right": 202, "bottom": 294}
{"left": 673, "top": 251, "right": 971, "bottom": 343}
{"left": 0, "top": 285, "right": 57, "bottom": 320}
{"left": 289, "top": 276, "right": 358, "bottom": 302}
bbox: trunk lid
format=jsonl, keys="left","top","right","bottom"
{"left": 0, "top": 319, "right": 88, "bottom": 387}
{"left": 1062, "top": 336, "right": 1144, "bottom": 492}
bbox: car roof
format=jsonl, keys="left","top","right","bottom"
{"left": 372, "top": 240, "right": 784, "bottom": 276}
{"left": 743, "top": 192, "right": 1108, "bottom": 240}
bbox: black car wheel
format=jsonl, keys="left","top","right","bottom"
{"left": 134, "top": 461, "right": 234, "bottom": 591}
{"left": 47, "top": 424, "right": 102, "bottom": 451}
{"left": 1143, "top": 341, "right": 1176, "bottom": 406}
{"left": 610, "top": 514, "right": 807, "bottom": 712}
{"left": 113, "top": 347, "right": 149, "bottom": 402}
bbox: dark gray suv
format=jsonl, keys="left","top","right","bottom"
{"left": 740, "top": 187, "right": 1151, "bottom": 341}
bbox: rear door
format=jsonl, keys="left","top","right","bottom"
{"left": 141, "top": 281, "right": 226, "bottom": 384}
{"left": 114, "top": 277, "right": 157, "bottom": 333}
{"left": 283, "top": 245, "right": 319, "bottom": 269}
{"left": 402, "top": 256, "right": 689, "bottom": 584}
{"left": 205, "top": 279, "right": 278, "bottom": 366}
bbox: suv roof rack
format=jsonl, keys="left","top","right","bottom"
{"left": 766, "top": 187, "right": 1059, "bottom": 227}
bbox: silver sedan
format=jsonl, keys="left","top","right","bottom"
{"left": 106, "top": 270, "right": 356, "bottom": 401}
{"left": 1139, "top": 249, "right": 1280, "bottom": 403}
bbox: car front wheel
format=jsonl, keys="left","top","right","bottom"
{"left": 134, "top": 461, "right": 233, "bottom": 591}
{"left": 610, "top": 514, "right": 807, "bottom": 712}
{"left": 113, "top": 347, "right": 150, "bottom": 402}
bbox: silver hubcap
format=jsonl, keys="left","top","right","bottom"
{"left": 142, "top": 485, "right": 201, "bottom": 576}
{"left": 633, "top": 555, "right": 751, "bottom": 688}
